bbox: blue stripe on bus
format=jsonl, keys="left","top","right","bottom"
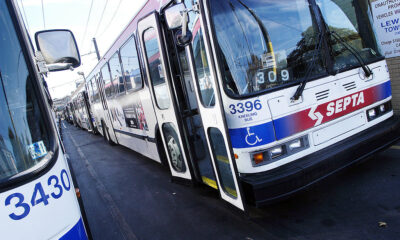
{"left": 229, "top": 121, "right": 275, "bottom": 149}
{"left": 59, "top": 218, "right": 87, "bottom": 240}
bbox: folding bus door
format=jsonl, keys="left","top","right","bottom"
{"left": 138, "top": 12, "right": 193, "bottom": 180}
{"left": 183, "top": 1, "right": 246, "bottom": 211}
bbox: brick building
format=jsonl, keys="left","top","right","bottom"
{"left": 387, "top": 57, "right": 400, "bottom": 113}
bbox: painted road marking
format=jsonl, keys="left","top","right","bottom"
{"left": 68, "top": 133, "right": 138, "bottom": 240}
{"left": 391, "top": 145, "right": 400, "bottom": 150}
{"left": 63, "top": 122, "right": 67, "bottom": 129}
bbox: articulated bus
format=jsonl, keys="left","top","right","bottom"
{"left": 81, "top": 0, "right": 399, "bottom": 211}
{"left": 69, "top": 84, "right": 95, "bottom": 133}
{"left": 0, "top": 0, "right": 89, "bottom": 238}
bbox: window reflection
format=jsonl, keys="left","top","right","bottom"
{"left": 0, "top": 1, "right": 51, "bottom": 181}
{"left": 101, "top": 64, "right": 114, "bottom": 98}
{"left": 192, "top": 26, "right": 215, "bottom": 107}
{"left": 109, "top": 52, "right": 125, "bottom": 94}
{"left": 144, "top": 28, "right": 170, "bottom": 110}
{"left": 317, "top": 0, "right": 382, "bottom": 71}
{"left": 210, "top": 0, "right": 323, "bottom": 96}
{"left": 120, "top": 36, "right": 143, "bottom": 91}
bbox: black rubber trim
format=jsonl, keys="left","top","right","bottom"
{"left": 113, "top": 128, "right": 156, "bottom": 143}
{"left": 240, "top": 115, "right": 400, "bottom": 206}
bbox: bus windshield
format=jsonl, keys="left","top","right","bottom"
{"left": 209, "top": 0, "right": 382, "bottom": 97}
{"left": 0, "top": 1, "right": 51, "bottom": 183}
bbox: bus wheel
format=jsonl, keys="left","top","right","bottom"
{"left": 166, "top": 135, "right": 184, "bottom": 172}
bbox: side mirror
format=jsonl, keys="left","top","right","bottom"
{"left": 35, "top": 29, "right": 81, "bottom": 71}
{"left": 175, "top": 29, "right": 193, "bottom": 47}
{"left": 165, "top": 3, "right": 186, "bottom": 30}
{"left": 165, "top": 3, "right": 193, "bottom": 47}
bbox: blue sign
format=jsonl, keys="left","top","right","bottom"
{"left": 229, "top": 122, "right": 275, "bottom": 148}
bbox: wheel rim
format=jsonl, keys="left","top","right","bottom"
{"left": 167, "top": 136, "right": 183, "bottom": 172}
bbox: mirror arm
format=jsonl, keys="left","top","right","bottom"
{"left": 47, "top": 63, "right": 74, "bottom": 71}
{"left": 181, "top": 10, "right": 189, "bottom": 38}
{"left": 35, "top": 51, "right": 49, "bottom": 74}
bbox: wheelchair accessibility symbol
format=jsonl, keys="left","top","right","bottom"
{"left": 245, "top": 127, "right": 262, "bottom": 146}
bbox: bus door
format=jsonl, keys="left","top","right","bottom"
{"left": 96, "top": 72, "right": 117, "bottom": 143}
{"left": 138, "top": 13, "right": 193, "bottom": 180}
{"left": 164, "top": 2, "right": 246, "bottom": 211}
{"left": 160, "top": 12, "right": 217, "bottom": 189}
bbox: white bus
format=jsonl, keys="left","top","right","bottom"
{"left": 69, "top": 85, "right": 95, "bottom": 133}
{"left": 0, "top": 0, "right": 90, "bottom": 238}
{"left": 82, "top": 0, "right": 400, "bottom": 211}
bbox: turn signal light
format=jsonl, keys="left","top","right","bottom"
{"left": 253, "top": 153, "right": 264, "bottom": 165}
{"left": 75, "top": 188, "right": 81, "bottom": 198}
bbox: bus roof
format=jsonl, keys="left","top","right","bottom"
{"left": 85, "top": 0, "right": 171, "bottom": 81}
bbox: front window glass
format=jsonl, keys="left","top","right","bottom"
{"left": 317, "top": 0, "right": 382, "bottom": 72}
{"left": 120, "top": 36, "right": 143, "bottom": 91}
{"left": 0, "top": 1, "right": 52, "bottom": 182}
{"left": 209, "top": 0, "right": 324, "bottom": 96}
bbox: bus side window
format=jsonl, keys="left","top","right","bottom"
{"left": 120, "top": 35, "right": 143, "bottom": 92}
{"left": 92, "top": 76, "right": 99, "bottom": 103}
{"left": 109, "top": 52, "right": 125, "bottom": 95}
{"left": 192, "top": 27, "right": 215, "bottom": 107}
{"left": 101, "top": 64, "right": 114, "bottom": 99}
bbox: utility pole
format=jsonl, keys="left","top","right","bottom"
{"left": 92, "top": 38, "right": 101, "bottom": 61}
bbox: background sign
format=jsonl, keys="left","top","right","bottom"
{"left": 371, "top": 0, "right": 400, "bottom": 58}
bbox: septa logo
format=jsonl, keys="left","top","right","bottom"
{"left": 326, "top": 92, "right": 364, "bottom": 117}
{"left": 274, "top": 81, "right": 391, "bottom": 140}
{"left": 308, "top": 106, "right": 323, "bottom": 126}
{"left": 309, "top": 91, "right": 365, "bottom": 126}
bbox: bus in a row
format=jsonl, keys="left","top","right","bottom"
{"left": 69, "top": 84, "right": 96, "bottom": 133}
{"left": 73, "top": 0, "right": 400, "bottom": 211}
{"left": 1, "top": 0, "right": 89, "bottom": 238}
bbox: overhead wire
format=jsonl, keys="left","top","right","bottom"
{"left": 81, "top": 0, "right": 94, "bottom": 48}
{"left": 41, "top": 0, "right": 46, "bottom": 29}
{"left": 98, "top": 0, "right": 123, "bottom": 38}
{"left": 93, "top": 0, "right": 110, "bottom": 37}
{"left": 50, "top": 78, "right": 83, "bottom": 89}
{"left": 19, "top": 0, "right": 30, "bottom": 33}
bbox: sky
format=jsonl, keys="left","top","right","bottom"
{"left": 17, "top": 0, "right": 147, "bottom": 99}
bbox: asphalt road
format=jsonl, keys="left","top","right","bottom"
{"left": 61, "top": 121, "right": 400, "bottom": 240}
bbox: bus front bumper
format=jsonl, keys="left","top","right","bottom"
{"left": 240, "top": 115, "right": 400, "bottom": 207}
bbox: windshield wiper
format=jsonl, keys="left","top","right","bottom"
{"left": 291, "top": 32, "right": 324, "bottom": 101}
{"left": 327, "top": 30, "right": 372, "bottom": 77}
{"left": 292, "top": 2, "right": 372, "bottom": 101}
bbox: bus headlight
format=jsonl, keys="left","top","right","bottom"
{"left": 270, "top": 146, "right": 285, "bottom": 159}
{"left": 368, "top": 109, "right": 376, "bottom": 118}
{"left": 251, "top": 135, "right": 309, "bottom": 167}
{"left": 288, "top": 139, "right": 302, "bottom": 151}
{"left": 367, "top": 101, "right": 392, "bottom": 121}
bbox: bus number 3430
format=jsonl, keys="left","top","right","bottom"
{"left": 4, "top": 169, "right": 71, "bottom": 221}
